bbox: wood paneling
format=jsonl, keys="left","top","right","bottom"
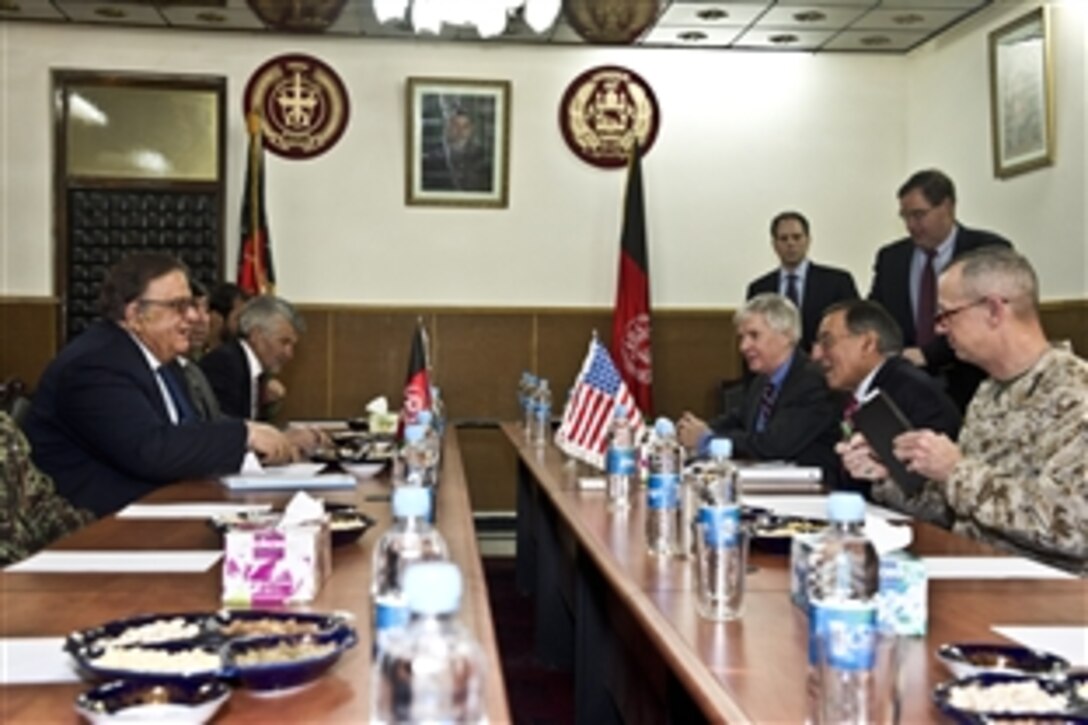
{"left": 6, "top": 296, "right": 1086, "bottom": 511}
{"left": 0, "top": 298, "right": 59, "bottom": 389}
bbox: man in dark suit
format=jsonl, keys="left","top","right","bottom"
{"left": 677, "top": 293, "right": 840, "bottom": 480}
{"left": 868, "top": 169, "right": 1011, "bottom": 411}
{"left": 24, "top": 253, "right": 297, "bottom": 517}
{"left": 747, "top": 211, "right": 858, "bottom": 352}
{"left": 199, "top": 295, "right": 303, "bottom": 422}
{"left": 812, "top": 300, "right": 961, "bottom": 511}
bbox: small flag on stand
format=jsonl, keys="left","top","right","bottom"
{"left": 610, "top": 142, "right": 653, "bottom": 416}
{"left": 555, "top": 337, "right": 645, "bottom": 469}
{"left": 237, "top": 111, "right": 275, "bottom": 296}
{"left": 401, "top": 321, "right": 432, "bottom": 429}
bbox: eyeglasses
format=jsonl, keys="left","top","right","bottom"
{"left": 898, "top": 206, "right": 936, "bottom": 223}
{"left": 933, "top": 298, "right": 994, "bottom": 326}
{"left": 138, "top": 297, "right": 199, "bottom": 315}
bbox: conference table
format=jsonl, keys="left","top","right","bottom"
{"left": 0, "top": 430, "right": 510, "bottom": 723}
{"left": 505, "top": 422, "right": 1088, "bottom": 723}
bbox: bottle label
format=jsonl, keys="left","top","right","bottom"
{"left": 809, "top": 601, "right": 878, "bottom": 671}
{"left": 699, "top": 504, "right": 741, "bottom": 547}
{"left": 647, "top": 473, "right": 679, "bottom": 510}
{"left": 375, "top": 599, "right": 410, "bottom": 632}
{"left": 606, "top": 447, "right": 636, "bottom": 475}
{"left": 535, "top": 404, "right": 551, "bottom": 422}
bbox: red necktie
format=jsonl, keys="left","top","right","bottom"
{"left": 916, "top": 249, "right": 937, "bottom": 346}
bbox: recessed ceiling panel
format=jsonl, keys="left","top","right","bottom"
{"left": 160, "top": 5, "right": 263, "bottom": 31}
{"left": 655, "top": 2, "right": 765, "bottom": 27}
{"left": 849, "top": 7, "right": 971, "bottom": 31}
{"left": 755, "top": 4, "right": 870, "bottom": 30}
{"left": 0, "top": 0, "right": 65, "bottom": 21}
{"left": 823, "top": 28, "right": 928, "bottom": 51}
{"left": 55, "top": 1, "right": 166, "bottom": 26}
{"left": 733, "top": 27, "right": 834, "bottom": 49}
{"left": 641, "top": 23, "right": 746, "bottom": 46}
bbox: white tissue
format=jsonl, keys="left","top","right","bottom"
{"left": 366, "top": 396, "right": 389, "bottom": 414}
{"left": 866, "top": 515, "right": 913, "bottom": 555}
{"left": 240, "top": 451, "right": 264, "bottom": 473}
{"left": 278, "top": 491, "right": 325, "bottom": 529}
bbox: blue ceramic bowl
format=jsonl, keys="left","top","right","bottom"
{"left": 211, "top": 608, "right": 355, "bottom": 641}
{"left": 223, "top": 626, "right": 358, "bottom": 694}
{"left": 65, "top": 612, "right": 211, "bottom": 656}
{"left": 70, "top": 639, "right": 224, "bottom": 683}
{"left": 75, "top": 678, "right": 229, "bottom": 724}
{"left": 937, "top": 643, "right": 1070, "bottom": 679}
{"left": 933, "top": 672, "right": 1084, "bottom": 724}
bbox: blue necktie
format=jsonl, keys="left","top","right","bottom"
{"left": 158, "top": 366, "right": 197, "bottom": 424}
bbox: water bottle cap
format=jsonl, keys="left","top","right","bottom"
{"left": 392, "top": 485, "right": 431, "bottom": 518}
{"left": 416, "top": 410, "right": 433, "bottom": 426}
{"left": 403, "top": 424, "right": 426, "bottom": 443}
{"left": 404, "top": 561, "right": 462, "bottom": 615}
{"left": 708, "top": 438, "right": 732, "bottom": 459}
{"left": 827, "top": 491, "right": 866, "bottom": 523}
{"left": 613, "top": 404, "right": 627, "bottom": 418}
{"left": 538, "top": 379, "right": 549, "bottom": 391}
{"left": 653, "top": 417, "right": 675, "bottom": 437}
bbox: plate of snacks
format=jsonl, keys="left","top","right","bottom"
{"left": 933, "top": 672, "right": 1088, "bottom": 724}
{"left": 75, "top": 678, "right": 230, "bottom": 724}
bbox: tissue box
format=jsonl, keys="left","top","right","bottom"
{"left": 877, "top": 551, "right": 928, "bottom": 636}
{"left": 369, "top": 412, "right": 399, "bottom": 435}
{"left": 222, "top": 521, "right": 332, "bottom": 605}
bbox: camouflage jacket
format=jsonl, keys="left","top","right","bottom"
{"left": 0, "top": 412, "right": 95, "bottom": 565}
{"left": 945, "top": 347, "right": 1088, "bottom": 573}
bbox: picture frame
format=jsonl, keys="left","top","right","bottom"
{"left": 406, "top": 77, "right": 511, "bottom": 208}
{"left": 988, "top": 6, "right": 1054, "bottom": 179}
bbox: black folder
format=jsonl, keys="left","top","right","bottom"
{"left": 851, "top": 390, "right": 927, "bottom": 498}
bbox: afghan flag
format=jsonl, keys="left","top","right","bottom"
{"left": 609, "top": 142, "right": 653, "bottom": 415}
{"left": 237, "top": 111, "right": 275, "bottom": 296}
{"left": 402, "top": 322, "right": 432, "bottom": 428}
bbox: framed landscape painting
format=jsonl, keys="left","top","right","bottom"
{"left": 406, "top": 77, "right": 511, "bottom": 208}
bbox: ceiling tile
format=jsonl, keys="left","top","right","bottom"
{"left": 55, "top": 0, "right": 167, "bottom": 26}
{"left": 823, "top": 27, "right": 928, "bottom": 51}
{"left": 755, "top": 4, "right": 870, "bottom": 30}
{"left": 160, "top": 5, "right": 263, "bottom": 31}
{"left": 849, "top": 6, "right": 972, "bottom": 31}
{"left": 655, "top": 2, "right": 765, "bottom": 27}
{"left": 877, "top": 0, "right": 984, "bottom": 7}
{"left": 0, "top": 0, "right": 65, "bottom": 21}
{"left": 732, "top": 26, "right": 834, "bottom": 49}
{"left": 641, "top": 23, "right": 747, "bottom": 46}
{"left": 774, "top": 0, "right": 875, "bottom": 5}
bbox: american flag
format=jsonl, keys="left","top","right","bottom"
{"left": 555, "top": 339, "right": 645, "bottom": 469}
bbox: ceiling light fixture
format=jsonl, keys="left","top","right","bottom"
{"left": 373, "top": 0, "right": 561, "bottom": 39}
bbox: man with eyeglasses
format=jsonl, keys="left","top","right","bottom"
{"left": 747, "top": 211, "right": 858, "bottom": 352}
{"left": 24, "top": 253, "right": 297, "bottom": 517}
{"left": 842, "top": 247, "right": 1088, "bottom": 572}
{"left": 812, "top": 299, "right": 960, "bottom": 509}
{"left": 868, "top": 169, "right": 1010, "bottom": 413}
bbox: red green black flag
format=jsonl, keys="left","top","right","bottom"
{"left": 237, "top": 112, "right": 275, "bottom": 296}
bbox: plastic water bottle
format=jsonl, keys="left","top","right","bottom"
{"left": 429, "top": 385, "right": 446, "bottom": 436}
{"left": 694, "top": 438, "right": 747, "bottom": 620}
{"left": 531, "top": 379, "right": 551, "bottom": 447}
{"left": 518, "top": 372, "right": 538, "bottom": 436}
{"left": 806, "top": 492, "right": 880, "bottom": 724}
{"left": 370, "top": 486, "right": 449, "bottom": 657}
{"left": 371, "top": 561, "right": 487, "bottom": 723}
{"left": 685, "top": 438, "right": 738, "bottom": 558}
{"left": 415, "top": 410, "right": 442, "bottom": 469}
{"left": 605, "top": 405, "right": 636, "bottom": 511}
{"left": 645, "top": 417, "right": 682, "bottom": 557}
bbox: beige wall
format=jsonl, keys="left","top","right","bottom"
{"left": 0, "top": 1, "right": 1085, "bottom": 305}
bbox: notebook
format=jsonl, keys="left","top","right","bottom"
{"left": 851, "top": 389, "right": 927, "bottom": 498}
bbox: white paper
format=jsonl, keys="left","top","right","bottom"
{"left": 744, "top": 494, "right": 908, "bottom": 522}
{"left": 116, "top": 502, "right": 272, "bottom": 519}
{"left": 241, "top": 451, "right": 263, "bottom": 473}
{"left": 5, "top": 550, "right": 222, "bottom": 573}
{"left": 366, "top": 396, "right": 389, "bottom": 414}
{"left": 280, "top": 490, "right": 324, "bottom": 528}
{"left": 577, "top": 477, "right": 606, "bottom": 491}
{"left": 921, "top": 556, "right": 1076, "bottom": 580}
{"left": 0, "top": 638, "right": 82, "bottom": 685}
{"left": 736, "top": 463, "right": 822, "bottom": 482}
{"left": 867, "top": 515, "right": 913, "bottom": 555}
{"left": 991, "top": 626, "right": 1088, "bottom": 667}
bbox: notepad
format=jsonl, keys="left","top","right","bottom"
{"left": 921, "top": 556, "right": 1075, "bottom": 580}
{"left": 0, "top": 638, "right": 82, "bottom": 685}
{"left": 991, "top": 626, "right": 1088, "bottom": 667}
{"left": 852, "top": 389, "right": 927, "bottom": 498}
{"left": 744, "top": 494, "right": 907, "bottom": 522}
{"left": 117, "top": 503, "right": 273, "bottom": 519}
{"left": 222, "top": 462, "right": 356, "bottom": 491}
{"left": 4, "top": 550, "right": 222, "bottom": 573}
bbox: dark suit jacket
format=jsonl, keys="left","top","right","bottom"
{"left": 199, "top": 340, "right": 256, "bottom": 421}
{"left": 868, "top": 225, "right": 1011, "bottom": 411}
{"left": 708, "top": 351, "right": 840, "bottom": 481}
{"left": 838, "top": 355, "right": 962, "bottom": 495}
{"left": 748, "top": 262, "right": 859, "bottom": 351}
{"left": 23, "top": 321, "right": 248, "bottom": 517}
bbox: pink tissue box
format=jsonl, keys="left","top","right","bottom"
{"left": 222, "top": 521, "right": 332, "bottom": 605}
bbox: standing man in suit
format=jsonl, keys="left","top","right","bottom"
{"left": 199, "top": 295, "right": 302, "bottom": 423}
{"left": 812, "top": 299, "right": 961, "bottom": 513}
{"left": 24, "top": 253, "right": 297, "bottom": 517}
{"left": 677, "top": 294, "right": 840, "bottom": 480}
{"left": 868, "top": 169, "right": 1011, "bottom": 411}
{"left": 747, "top": 211, "right": 858, "bottom": 352}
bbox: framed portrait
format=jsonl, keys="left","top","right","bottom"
{"left": 988, "top": 6, "right": 1054, "bottom": 179}
{"left": 406, "top": 77, "right": 511, "bottom": 208}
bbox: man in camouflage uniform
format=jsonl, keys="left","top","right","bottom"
{"left": 1, "top": 412, "right": 94, "bottom": 565}
{"left": 840, "top": 247, "right": 1088, "bottom": 573}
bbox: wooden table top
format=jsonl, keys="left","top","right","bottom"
{"left": 502, "top": 422, "right": 1088, "bottom": 724}
{"left": 1, "top": 431, "right": 510, "bottom": 724}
